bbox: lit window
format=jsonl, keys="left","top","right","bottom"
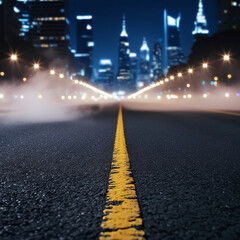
{"left": 86, "top": 24, "right": 92, "bottom": 30}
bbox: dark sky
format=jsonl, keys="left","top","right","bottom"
{"left": 69, "top": 0, "right": 218, "bottom": 71}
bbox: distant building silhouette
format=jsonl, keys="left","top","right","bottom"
{"left": 192, "top": 0, "right": 209, "bottom": 40}
{"left": 116, "top": 15, "right": 132, "bottom": 91}
{"left": 137, "top": 37, "right": 151, "bottom": 87}
{"left": 14, "top": 0, "right": 71, "bottom": 67}
{"left": 130, "top": 52, "right": 138, "bottom": 89}
{"left": 163, "top": 10, "right": 184, "bottom": 73}
{"left": 75, "top": 15, "right": 94, "bottom": 81}
{"left": 218, "top": 0, "right": 240, "bottom": 31}
{"left": 0, "top": 0, "right": 19, "bottom": 49}
{"left": 152, "top": 41, "right": 163, "bottom": 81}
{"left": 96, "top": 59, "right": 114, "bottom": 91}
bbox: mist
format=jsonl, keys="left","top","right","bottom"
{"left": 124, "top": 86, "right": 240, "bottom": 113}
{"left": 0, "top": 71, "right": 115, "bottom": 124}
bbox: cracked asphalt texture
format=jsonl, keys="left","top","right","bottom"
{"left": 1, "top": 106, "right": 240, "bottom": 239}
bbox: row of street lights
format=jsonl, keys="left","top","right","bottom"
{"left": 128, "top": 54, "right": 232, "bottom": 99}
{"left": 9, "top": 53, "right": 40, "bottom": 70}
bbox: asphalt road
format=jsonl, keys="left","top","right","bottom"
{"left": 1, "top": 106, "right": 240, "bottom": 239}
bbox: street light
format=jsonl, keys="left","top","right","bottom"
{"left": 202, "top": 63, "right": 208, "bottom": 69}
{"left": 0, "top": 72, "right": 4, "bottom": 76}
{"left": 50, "top": 69, "right": 55, "bottom": 75}
{"left": 59, "top": 73, "right": 64, "bottom": 79}
{"left": 188, "top": 68, "right": 193, "bottom": 74}
{"left": 223, "top": 54, "right": 230, "bottom": 62}
{"left": 170, "top": 75, "right": 174, "bottom": 80}
{"left": 10, "top": 54, "right": 18, "bottom": 62}
{"left": 178, "top": 72, "right": 182, "bottom": 77}
{"left": 227, "top": 74, "right": 232, "bottom": 79}
{"left": 33, "top": 63, "right": 40, "bottom": 70}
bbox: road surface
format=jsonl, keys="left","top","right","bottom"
{"left": 1, "top": 105, "right": 240, "bottom": 239}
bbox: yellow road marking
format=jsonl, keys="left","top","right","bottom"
{"left": 209, "top": 110, "right": 240, "bottom": 117}
{"left": 100, "top": 106, "right": 145, "bottom": 240}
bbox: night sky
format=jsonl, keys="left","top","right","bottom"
{"left": 69, "top": 0, "right": 218, "bottom": 71}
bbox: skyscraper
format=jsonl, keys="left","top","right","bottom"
{"left": 164, "top": 10, "right": 184, "bottom": 73}
{"left": 192, "top": 0, "right": 209, "bottom": 40}
{"left": 75, "top": 15, "right": 94, "bottom": 81}
{"left": 0, "top": 0, "right": 19, "bottom": 49}
{"left": 14, "top": 0, "right": 70, "bottom": 65}
{"left": 152, "top": 42, "right": 163, "bottom": 81}
{"left": 218, "top": 0, "right": 240, "bottom": 31}
{"left": 96, "top": 59, "right": 114, "bottom": 91}
{"left": 138, "top": 37, "right": 151, "bottom": 86}
{"left": 116, "top": 15, "right": 132, "bottom": 91}
{"left": 130, "top": 52, "right": 138, "bottom": 88}
{"left": 0, "top": 0, "right": 21, "bottom": 81}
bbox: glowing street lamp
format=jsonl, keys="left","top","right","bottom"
{"left": 186, "top": 83, "right": 191, "bottom": 88}
{"left": 178, "top": 72, "right": 182, "bottom": 77}
{"left": 165, "top": 78, "right": 169, "bottom": 82}
{"left": 33, "top": 63, "right": 40, "bottom": 70}
{"left": 214, "top": 76, "right": 218, "bottom": 81}
{"left": 0, "top": 72, "right": 5, "bottom": 76}
{"left": 22, "top": 77, "right": 27, "bottom": 82}
{"left": 223, "top": 54, "right": 230, "bottom": 62}
{"left": 50, "top": 69, "right": 55, "bottom": 75}
{"left": 59, "top": 73, "right": 64, "bottom": 79}
{"left": 10, "top": 54, "right": 18, "bottom": 62}
{"left": 227, "top": 74, "right": 232, "bottom": 79}
{"left": 188, "top": 68, "right": 193, "bottom": 74}
{"left": 202, "top": 63, "right": 208, "bottom": 69}
{"left": 170, "top": 75, "right": 174, "bottom": 80}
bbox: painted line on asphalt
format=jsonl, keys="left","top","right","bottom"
{"left": 209, "top": 110, "right": 240, "bottom": 117}
{"left": 100, "top": 106, "right": 145, "bottom": 240}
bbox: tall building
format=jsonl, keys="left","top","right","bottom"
{"left": 96, "top": 59, "right": 114, "bottom": 91}
{"left": 192, "top": 0, "right": 209, "bottom": 40}
{"left": 163, "top": 10, "right": 184, "bottom": 73}
{"left": 152, "top": 42, "right": 163, "bottom": 81}
{"left": 116, "top": 15, "right": 132, "bottom": 91}
{"left": 14, "top": 0, "right": 70, "bottom": 65}
{"left": 130, "top": 52, "right": 138, "bottom": 88}
{"left": 0, "top": 0, "right": 22, "bottom": 81}
{"left": 218, "top": 0, "right": 240, "bottom": 31}
{"left": 138, "top": 37, "right": 151, "bottom": 87}
{"left": 75, "top": 15, "right": 94, "bottom": 81}
{"left": 0, "top": 0, "right": 20, "bottom": 49}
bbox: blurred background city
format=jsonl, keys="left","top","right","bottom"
{"left": 0, "top": 0, "right": 240, "bottom": 97}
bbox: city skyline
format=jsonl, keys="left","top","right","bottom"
{"left": 69, "top": 0, "right": 218, "bottom": 72}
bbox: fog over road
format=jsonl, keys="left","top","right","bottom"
{"left": 1, "top": 106, "right": 240, "bottom": 239}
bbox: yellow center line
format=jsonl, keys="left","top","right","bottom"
{"left": 100, "top": 106, "right": 145, "bottom": 240}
